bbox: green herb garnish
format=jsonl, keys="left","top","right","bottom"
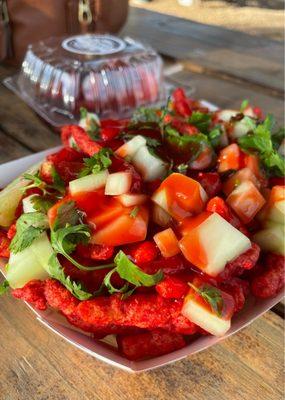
{"left": 48, "top": 254, "right": 93, "bottom": 300}
{"left": 189, "top": 283, "right": 223, "bottom": 317}
{"left": 101, "top": 251, "right": 163, "bottom": 298}
{"left": 79, "top": 148, "right": 113, "bottom": 178}
{"left": 238, "top": 115, "right": 285, "bottom": 176}
{"left": 9, "top": 212, "right": 49, "bottom": 254}
{"left": 188, "top": 111, "right": 211, "bottom": 134}
{"left": 240, "top": 99, "right": 249, "bottom": 112}
{"left": 130, "top": 206, "right": 140, "bottom": 218}
{"left": 0, "top": 280, "right": 9, "bottom": 295}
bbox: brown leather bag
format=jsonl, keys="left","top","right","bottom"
{"left": 0, "top": 0, "right": 129, "bottom": 65}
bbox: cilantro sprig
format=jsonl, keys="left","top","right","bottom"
{"left": 101, "top": 251, "right": 163, "bottom": 298}
{"left": 165, "top": 125, "right": 211, "bottom": 162}
{"left": 9, "top": 212, "right": 49, "bottom": 254}
{"left": 188, "top": 111, "right": 211, "bottom": 134}
{"left": 79, "top": 148, "right": 113, "bottom": 178}
{"left": 131, "top": 107, "right": 161, "bottom": 124}
{"left": 238, "top": 115, "right": 285, "bottom": 176}
{"left": 48, "top": 254, "right": 93, "bottom": 300}
{"left": 0, "top": 280, "right": 9, "bottom": 295}
{"left": 189, "top": 283, "right": 223, "bottom": 317}
{"left": 22, "top": 170, "right": 65, "bottom": 196}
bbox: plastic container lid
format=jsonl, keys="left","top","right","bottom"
{"left": 4, "top": 34, "right": 165, "bottom": 127}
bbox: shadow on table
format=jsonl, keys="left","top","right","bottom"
{"left": 224, "top": 0, "right": 284, "bottom": 9}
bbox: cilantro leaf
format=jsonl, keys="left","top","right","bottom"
{"left": 208, "top": 127, "right": 223, "bottom": 148}
{"left": 238, "top": 115, "right": 285, "bottom": 176}
{"left": 272, "top": 127, "right": 285, "bottom": 150}
{"left": 165, "top": 125, "right": 211, "bottom": 162}
{"left": 99, "top": 251, "right": 163, "bottom": 298}
{"left": 115, "top": 250, "right": 163, "bottom": 288}
{"left": 52, "top": 201, "right": 82, "bottom": 231}
{"left": 176, "top": 163, "right": 188, "bottom": 174}
{"left": 131, "top": 107, "right": 161, "bottom": 124}
{"left": 22, "top": 171, "right": 65, "bottom": 197}
{"left": 50, "top": 167, "right": 65, "bottom": 194}
{"left": 50, "top": 224, "right": 115, "bottom": 272}
{"left": 10, "top": 212, "right": 49, "bottom": 254}
{"left": 31, "top": 195, "right": 55, "bottom": 214}
{"left": 240, "top": 99, "right": 249, "bottom": 112}
{"left": 0, "top": 280, "right": 9, "bottom": 295}
{"left": 188, "top": 111, "right": 211, "bottom": 134}
{"left": 79, "top": 148, "right": 113, "bottom": 178}
{"left": 130, "top": 206, "right": 140, "bottom": 218}
{"left": 22, "top": 172, "right": 47, "bottom": 195}
{"left": 103, "top": 268, "right": 129, "bottom": 295}
{"left": 80, "top": 107, "right": 88, "bottom": 119}
{"left": 48, "top": 254, "right": 92, "bottom": 300}
{"left": 189, "top": 283, "right": 223, "bottom": 317}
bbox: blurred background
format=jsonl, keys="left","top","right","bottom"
{"left": 131, "top": 0, "right": 284, "bottom": 41}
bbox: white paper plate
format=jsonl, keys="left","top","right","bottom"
{"left": 0, "top": 110, "right": 284, "bottom": 372}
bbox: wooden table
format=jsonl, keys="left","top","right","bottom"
{"left": 0, "top": 7, "right": 284, "bottom": 400}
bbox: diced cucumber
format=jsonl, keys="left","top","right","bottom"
{"left": 253, "top": 224, "right": 285, "bottom": 256}
{"left": 6, "top": 233, "right": 54, "bottom": 289}
{"left": 216, "top": 109, "right": 238, "bottom": 122}
{"left": 79, "top": 112, "right": 100, "bottom": 131}
{"left": 69, "top": 170, "right": 109, "bottom": 195}
{"left": 115, "top": 135, "right": 146, "bottom": 159}
{"left": 132, "top": 145, "right": 168, "bottom": 182}
{"left": 105, "top": 172, "right": 132, "bottom": 196}
{"left": 0, "top": 163, "right": 40, "bottom": 227}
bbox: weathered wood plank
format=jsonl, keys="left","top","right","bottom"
{"left": 122, "top": 7, "right": 284, "bottom": 92}
{"left": 0, "top": 67, "right": 61, "bottom": 152}
{"left": 0, "top": 285, "right": 283, "bottom": 400}
{"left": 0, "top": 129, "right": 31, "bottom": 164}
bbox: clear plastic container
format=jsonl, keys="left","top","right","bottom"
{"left": 4, "top": 34, "right": 165, "bottom": 127}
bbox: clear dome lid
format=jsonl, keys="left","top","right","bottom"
{"left": 5, "top": 35, "right": 165, "bottom": 126}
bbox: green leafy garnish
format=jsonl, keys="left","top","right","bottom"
{"left": 165, "top": 125, "right": 211, "bottom": 162}
{"left": 240, "top": 99, "right": 249, "bottom": 112}
{"left": 50, "top": 223, "right": 115, "bottom": 272}
{"left": 130, "top": 206, "right": 140, "bottom": 218}
{"left": 101, "top": 251, "right": 163, "bottom": 298}
{"left": 188, "top": 111, "right": 211, "bottom": 134}
{"left": 79, "top": 148, "right": 113, "bottom": 178}
{"left": 272, "top": 127, "right": 285, "bottom": 150}
{"left": 176, "top": 163, "right": 188, "bottom": 174}
{"left": 22, "top": 172, "right": 47, "bottom": 195}
{"left": 208, "top": 127, "right": 222, "bottom": 148}
{"left": 80, "top": 107, "right": 88, "bottom": 119}
{"left": 189, "top": 283, "right": 223, "bottom": 317}
{"left": 131, "top": 107, "right": 161, "bottom": 124}
{"left": 48, "top": 254, "right": 92, "bottom": 300}
{"left": 238, "top": 115, "right": 285, "bottom": 176}
{"left": 50, "top": 167, "right": 65, "bottom": 194}
{"left": 10, "top": 212, "right": 49, "bottom": 254}
{"left": 31, "top": 195, "right": 55, "bottom": 214}
{"left": 0, "top": 280, "right": 9, "bottom": 295}
{"left": 52, "top": 201, "right": 82, "bottom": 231}
{"left": 22, "top": 171, "right": 65, "bottom": 197}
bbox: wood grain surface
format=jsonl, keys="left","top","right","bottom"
{"left": 0, "top": 8, "right": 284, "bottom": 399}
{"left": 121, "top": 7, "right": 284, "bottom": 93}
{"left": 0, "top": 283, "right": 283, "bottom": 400}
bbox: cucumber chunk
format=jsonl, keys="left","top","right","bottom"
{"left": 6, "top": 233, "right": 54, "bottom": 289}
{"left": 0, "top": 163, "right": 40, "bottom": 227}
